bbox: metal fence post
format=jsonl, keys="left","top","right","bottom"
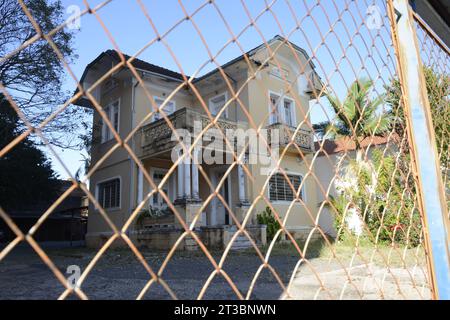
{"left": 387, "top": 0, "right": 450, "bottom": 300}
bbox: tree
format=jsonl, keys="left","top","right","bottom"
{"left": 385, "top": 67, "right": 449, "bottom": 211}
{"left": 317, "top": 78, "right": 406, "bottom": 244}
{"left": 316, "top": 78, "right": 393, "bottom": 158}
{"left": 0, "top": 0, "right": 88, "bottom": 149}
{"left": 0, "top": 94, "right": 59, "bottom": 210}
{"left": 385, "top": 67, "right": 449, "bottom": 176}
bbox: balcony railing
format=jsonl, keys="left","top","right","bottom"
{"left": 267, "top": 123, "right": 314, "bottom": 152}
{"left": 140, "top": 109, "right": 314, "bottom": 158}
{"left": 140, "top": 107, "right": 239, "bottom": 158}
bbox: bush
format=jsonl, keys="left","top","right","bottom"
{"left": 136, "top": 206, "right": 172, "bottom": 226}
{"left": 327, "top": 149, "right": 422, "bottom": 247}
{"left": 257, "top": 207, "right": 281, "bottom": 241}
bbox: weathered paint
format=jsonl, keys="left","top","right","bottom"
{"left": 390, "top": 0, "right": 450, "bottom": 300}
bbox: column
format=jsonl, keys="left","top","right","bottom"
{"left": 238, "top": 154, "right": 249, "bottom": 205}
{"left": 184, "top": 143, "right": 191, "bottom": 201}
{"left": 177, "top": 149, "right": 184, "bottom": 201}
{"left": 137, "top": 167, "right": 143, "bottom": 204}
{"left": 210, "top": 173, "right": 217, "bottom": 226}
{"left": 192, "top": 146, "right": 200, "bottom": 201}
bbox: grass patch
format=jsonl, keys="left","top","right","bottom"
{"left": 320, "top": 240, "right": 427, "bottom": 268}
{"left": 258, "top": 236, "right": 427, "bottom": 268}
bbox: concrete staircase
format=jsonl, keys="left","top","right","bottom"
{"left": 229, "top": 233, "right": 252, "bottom": 250}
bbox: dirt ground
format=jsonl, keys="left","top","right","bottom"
{"left": 0, "top": 241, "right": 431, "bottom": 300}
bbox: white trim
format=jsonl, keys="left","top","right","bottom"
{"left": 152, "top": 96, "right": 176, "bottom": 122}
{"left": 95, "top": 175, "right": 122, "bottom": 211}
{"left": 267, "top": 170, "right": 306, "bottom": 204}
{"left": 101, "top": 98, "right": 121, "bottom": 143}
{"left": 208, "top": 91, "right": 229, "bottom": 118}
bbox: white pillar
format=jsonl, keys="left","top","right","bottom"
{"left": 184, "top": 143, "right": 191, "bottom": 200}
{"left": 238, "top": 155, "right": 248, "bottom": 204}
{"left": 192, "top": 146, "right": 200, "bottom": 200}
{"left": 177, "top": 150, "right": 184, "bottom": 200}
{"left": 210, "top": 173, "right": 217, "bottom": 226}
{"left": 137, "top": 167, "right": 143, "bottom": 204}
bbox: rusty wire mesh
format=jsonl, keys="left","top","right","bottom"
{"left": 0, "top": 0, "right": 448, "bottom": 300}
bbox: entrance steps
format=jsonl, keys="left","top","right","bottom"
{"left": 229, "top": 233, "right": 253, "bottom": 250}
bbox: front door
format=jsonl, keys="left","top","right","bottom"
{"left": 150, "top": 169, "right": 171, "bottom": 212}
{"left": 210, "top": 170, "right": 231, "bottom": 226}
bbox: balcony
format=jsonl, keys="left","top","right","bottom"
{"left": 139, "top": 107, "right": 239, "bottom": 158}
{"left": 139, "top": 108, "right": 314, "bottom": 159}
{"left": 267, "top": 123, "right": 314, "bottom": 153}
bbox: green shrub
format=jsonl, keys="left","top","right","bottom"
{"left": 257, "top": 207, "right": 281, "bottom": 241}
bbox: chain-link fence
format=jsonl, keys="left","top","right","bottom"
{"left": 0, "top": 0, "right": 448, "bottom": 300}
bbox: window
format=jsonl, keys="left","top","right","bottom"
{"left": 97, "top": 178, "right": 121, "bottom": 209}
{"left": 101, "top": 100, "right": 120, "bottom": 142}
{"left": 269, "top": 93, "right": 281, "bottom": 124}
{"left": 209, "top": 92, "right": 228, "bottom": 118}
{"left": 268, "top": 92, "right": 296, "bottom": 126}
{"left": 269, "top": 173, "right": 303, "bottom": 202}
{"left": 153, "top": 97, "right": 175, "bottom": 121}
{"left": 283, "top": 99, "right": 294, "bottom": 127}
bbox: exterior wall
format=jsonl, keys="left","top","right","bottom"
{"left": 86, "top": 158, "right": 132, "bottom": 247}
{"left": 312, "top": 153, "right": 340, "bottom": 237}
{"left": 87, "top": 77, "right": 136, "bottom": 247}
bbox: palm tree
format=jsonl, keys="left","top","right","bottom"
{"left": 316, "top": 78, "right": 393, "bottom": 156}
{"left": 316, "top": 79, "right": 393, "bottom": 239}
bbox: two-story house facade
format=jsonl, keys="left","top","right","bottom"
{"left": 75, "top": 35, "right": 324, "bottom": 249}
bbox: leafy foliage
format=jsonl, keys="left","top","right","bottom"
{"left": 325, "top": 149, "right": 422, "bottom": 247}
{"left": 0, "top": 95, "right": 59, "bottom": 210}
{"left": 0, "top": 0, "right": 89, "bottom": 149}
{"left": 257, "top": 207, "right": 281, "bottom": 241}
{"left": 322, "top": 78, "right": 393, "bottom": 149}
{"left": 385, "top": 67, "right": 449, "bottom": 209}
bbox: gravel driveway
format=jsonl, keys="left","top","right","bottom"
{"left": 0, "top": 243, "right": 299, "bottom": 300}
{"left": 0, "top": 242, "right": 431, "bottom": 300}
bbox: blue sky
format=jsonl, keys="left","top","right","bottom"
{"left": 51, "top": 0, "right": 393, "bottom": 179}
